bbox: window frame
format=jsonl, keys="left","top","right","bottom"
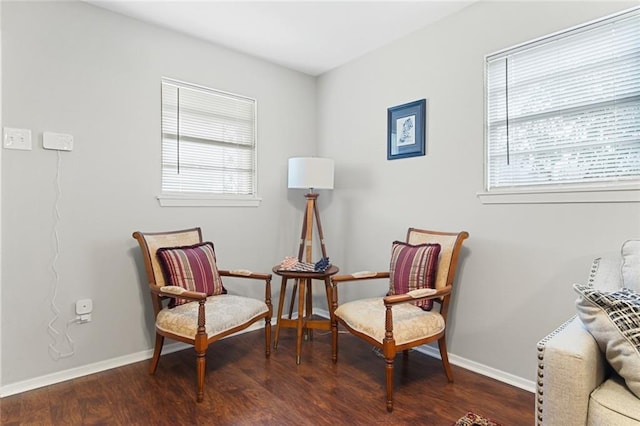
{"left": 479, "top": 7, "right": 640, "bottom": 205}
{"left": 158, "top": 77, "right": 261, "bottom": 207}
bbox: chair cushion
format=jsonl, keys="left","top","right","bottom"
{"left": 156, "top": 241, "right": 225, "bottom": 306}
{"left": 156, "top": 294, "right": 268, "bottom": 339}
{"left": 335, "top": 297, "right": 445, "bottom": 346}
{"left": 622, "top": 240, "right": 640, "bottom": 292}
{"left": 388, "top": 241, "right": 441, "bottom": 310}
{"left": 574, "top": 284, "right": 640, "bottom": 398}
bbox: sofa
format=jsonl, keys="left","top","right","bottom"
{"left": 536, "top": 240, "right": 640, "bottom": 425}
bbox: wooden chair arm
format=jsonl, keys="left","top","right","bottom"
{"left": 331, "top": 271, "right": 390, "bottom": 284}
{"left": 383, "top": 285, "right": 452, "bottom": 306}
{"left": 219, "top": 269, "right": 272, "bottom": 281}
{"left": 149, "top": 284, "right": 207, "bottom": 301}
{"left": 218, "top": 270, "right": 272, "bottom": 312}
{"left": 330, "top": 272, "right": 388, "bottom": 315}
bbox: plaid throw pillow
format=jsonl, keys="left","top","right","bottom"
{"left": 157, "top": 242, "right": 226, "bottom": 307}
{"left": 574, "top": 284, "right": 640, "bottom": 398}
{"left": 388, "top": 241, "right": 441, "bottom": 310}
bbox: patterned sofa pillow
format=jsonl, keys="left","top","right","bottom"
{"left": 388, "top": 241, "right": 440, "bottom": 310}
{"left": 574, "top": 283, "right": 640, "bottom": 398}
{"left": 157, "top": 241, "right": 226, "bottom": 306}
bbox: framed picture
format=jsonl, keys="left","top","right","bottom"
{"left": 387, "top": 99, "right": 427, "bottom": 160}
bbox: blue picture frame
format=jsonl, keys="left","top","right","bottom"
{"left": 387, "top": 99, "right": 426, "bottom": 160}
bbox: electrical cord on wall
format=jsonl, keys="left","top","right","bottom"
{"left": 47, "top": 150, "right": 76, "bottom": 360}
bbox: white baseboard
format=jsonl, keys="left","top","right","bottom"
{"left": 0, "top": 321, "right": 266, "bottom": 398}
{"left": 314, "top": 308, "right": 536, "bottom": 394}
{"left": 0, "top": 342, "right": 181, "bottom": 398}
{"left": 414, "top": 345, "right": 536, "bottom": 393}
{"left": 1, "top": 311, "right": 536, "bottom": 398}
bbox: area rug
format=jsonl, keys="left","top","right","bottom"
{"left": 454, "top": 411, "right": 503, "bottom": 426}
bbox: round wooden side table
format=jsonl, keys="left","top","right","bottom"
{"left": 272, "top": 265, "right": 339, "bottom": 364}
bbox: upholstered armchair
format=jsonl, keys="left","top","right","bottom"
{"left": 132, "top": 228, "right": 272, "bottom": 402}
{"left": 536, "top": 240, "right": 640, "bottom": 425}
{"left": 330, "top": 228, "right": 469, "bottom": 412}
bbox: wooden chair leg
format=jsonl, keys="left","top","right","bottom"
{"left": 149, "top": 333, "right": 164, "bottom": 374}
{"left": 385, "top": 356, "right": 394, "bottom": 412}
{"left": 196, "top": 349, "right": 206, "bottom": 402}
{"left": 331, "top": 319, "right": 338, "bottom": 363}
{"left": 265, "top": 317, "right": 271, "bottom": 357}
{"left": 195, "top": 300, "right": 207, "bottom": 402}
{"left": 383, "top": 305, "right": 396, "bottom": 412}
{"left": 329, "top": 283, "right": 338, "bottom": 363}
{"left": 438, "top": 337, "right": 454, "bottom": 382}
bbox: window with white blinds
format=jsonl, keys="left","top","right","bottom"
{"left": 485, "top": 8, "right": 640, "bottom": 193}
{"left": 161, "top": 78, "right": 257, "bottom": 200}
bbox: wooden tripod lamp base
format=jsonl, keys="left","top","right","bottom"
{"left": 288, "top": 157, "right": 334, "bottom": 263}
{"left": 298, "top": 192, "right": 327, "bottom": 263}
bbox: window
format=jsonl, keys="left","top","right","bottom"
{"left": 483, "top": 8, "right": 640, "bottom": 203}
{"left": 159, "top": 78, "right": 260, "bottom": 207}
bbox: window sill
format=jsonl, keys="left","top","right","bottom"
{"left": 477, "top": 186, "right": 640, "bottom": 204}
{"left": 157, "top": 194, "right": 262, "bottom": 207}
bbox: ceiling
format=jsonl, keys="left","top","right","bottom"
{"left": 87, "top": 1, "right": 474, "bottom": 76}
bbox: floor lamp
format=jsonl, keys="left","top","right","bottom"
{"left": 288, "top": 157, "right": 334, "bottom": 263}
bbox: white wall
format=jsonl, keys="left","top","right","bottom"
{"left": 1, "top": 1, "right": 316, "bottom": 387}
{"left": 317, "top": 0, "right": 640, "bottom": 384}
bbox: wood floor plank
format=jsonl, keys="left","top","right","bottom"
{"left": 0, "top": 329, "right": 534, "bottom": 425}
{"left": 48, "top": 382, "right": 82, "bottom": 425}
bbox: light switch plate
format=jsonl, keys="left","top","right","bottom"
{"left": 43, "top": 132, "right": 73, "bottom": 151}
{"left": 3, "top": 128, "right": 32, "bottom": 150}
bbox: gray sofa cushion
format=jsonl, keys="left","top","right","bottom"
{"left": 589, "top": 373, "right": 640, "bottom": 425}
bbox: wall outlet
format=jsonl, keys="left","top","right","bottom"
{"left": 76, "top": 299, "right": 93, "bottom": 315}
{"left": 3, "top": 127, "right": 32, "bottom": 150}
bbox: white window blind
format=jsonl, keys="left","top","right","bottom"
{"left": 161, "top": 78, "right": 257, "bottom": 196}
{"left": 485, "top": 9, "right": 640, "bottom": 191}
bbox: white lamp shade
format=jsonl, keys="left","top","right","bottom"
{"left": 288, "top": 157, "right": 334, "bottom": 190}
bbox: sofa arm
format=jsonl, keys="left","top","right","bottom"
{"left": 536, "top": 316, "right": 608, "bottom": 426}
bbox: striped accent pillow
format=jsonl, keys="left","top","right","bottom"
{"left": 157, "top": 242, "right": 225, "bottom": 307}
{"left": 574, "top": 284, "right": 640, "bottom": 398}
{"left": 388, "top": 241, "right": 441, "bottom": 310}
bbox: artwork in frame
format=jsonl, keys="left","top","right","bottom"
{"left": 387, "top": 99, "right": 427, "bottom": 160}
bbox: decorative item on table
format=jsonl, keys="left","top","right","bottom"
{"left": 279, "top": 256, "right": 331, "bottom": 272}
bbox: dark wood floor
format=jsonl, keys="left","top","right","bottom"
{"left": 1, "top": 329, "right": 534, "bottom": 425}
